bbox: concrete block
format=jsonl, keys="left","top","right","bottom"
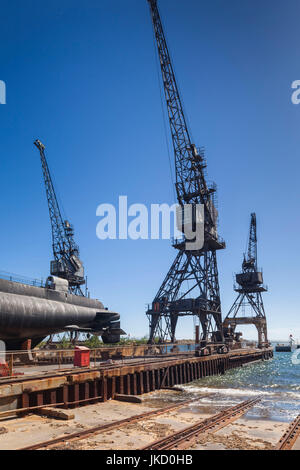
{"left": 114, "top": 394, "right": 143, "bottom": 404}
{"left": 35, "top": 407, "right": 75, "bottom": 420}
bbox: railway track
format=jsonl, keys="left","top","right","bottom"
{"left": 276, "top": 415, "right": 300, "bottom": 450}
{"left": 142, "top": 397, "right": 261, "bottom": 450}
{"left": 19, "top": 397, "right": 203, "bottom": 450}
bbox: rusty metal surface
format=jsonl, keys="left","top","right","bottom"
{"left": 276, "top": 415, "right": 300, "bottom": 450}
{"left": 142, "top": 397, "right": 261, "bottom": 450}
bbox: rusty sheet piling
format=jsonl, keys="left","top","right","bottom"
{"left": 0, "top": 348, "right": 273, "bottom": 417}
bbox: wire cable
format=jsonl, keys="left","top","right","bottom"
{"left": 151, "top": 24, "right": 177, "bottom": 204}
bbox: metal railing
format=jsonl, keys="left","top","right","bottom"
{"left": 0, "top": 342, "right": 197, "bottom": 378}
{"left": 0, "top": 271, "right": 45, "bottom": 288}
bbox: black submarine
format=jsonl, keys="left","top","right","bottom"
{"left": 0, "top": 275, "right": 123, "bottom": 350}
{"left": 0, "top": 140, "right": 125, "bottom": 350}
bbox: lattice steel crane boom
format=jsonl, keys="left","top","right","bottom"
{"left": 34, "top": 140, "right": 85, "bottom": 296}
{"left": 243, "top": 213, "right": 257, "bottom": 271}
{"left": 146, "top": 0, "right": 225, "bottom": 348}
{"left": 223, "top": 213, "right": 269, "bottom": 348}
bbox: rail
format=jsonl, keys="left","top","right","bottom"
{"left": 19, "top": 398, "right": 202, "bottom": 450}
{"left": 0, "top": 271, "right": 45, "bottom": 287}
{"left": 142, "top": 397, "right": 261, "bottom": 450}
{"left": 276, "top": 415, "right": 300, "bottom": 450}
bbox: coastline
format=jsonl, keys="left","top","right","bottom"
{"left": 0, "top": 389, "right": 294, "bottom": 451}
{"left": 0, "top": 351, "right": 298, "bottom": 450}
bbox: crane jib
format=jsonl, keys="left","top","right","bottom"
{"left": 34, "top": 140, "right": 85, "bottom": 295}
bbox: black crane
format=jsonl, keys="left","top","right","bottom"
{"left": 34, "top": 140, "right": 85, "bottom": 296}
{"left": 146, "top": 0, "right": 225, "bottom": 349}
{"left": 223, "top": 213, "right": 269, "bottom": 348}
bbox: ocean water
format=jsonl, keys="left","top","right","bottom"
{"left": 147, "top": 352, "right": 300, "bottom": 422}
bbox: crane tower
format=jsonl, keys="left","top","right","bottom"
{"left": 34, "top": 140, "right": 85, "bottom": 296}
{"left": 146, "top": 0, "right": 226, "bottom": 349}
{"left": 223, "top": 213, "right": 269, "bottom": 348}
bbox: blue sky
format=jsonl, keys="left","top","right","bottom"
{"left": 0, "top": 0, "right": 299, "bottom": 341}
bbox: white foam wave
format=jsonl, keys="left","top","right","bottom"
{"left": 182, "top": 386, "right": 270, "bottom": 397}
{"left": 182, "top": 385, "right": 300, "bottom": 402}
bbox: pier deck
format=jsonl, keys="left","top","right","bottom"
{"left": 0, "top": 347, "right": 273, "bottom": 418}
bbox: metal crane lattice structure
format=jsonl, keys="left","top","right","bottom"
{"left": 146, "top": 0, "right": 225, "bottom": 347}
{"left": 223, "top": 213, "right": 269, "bottom": 348}
{"left": 34, "top": 140, "right": 85, "bottom": 296}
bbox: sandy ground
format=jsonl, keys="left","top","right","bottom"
{"left": 294, "top": 437, "right": 300, "bottom": 450}
{"left": 0, "top": 391, "right": 294, "bottom": 451}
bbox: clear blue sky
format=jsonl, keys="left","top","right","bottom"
{"left": 0, "top": 0, "right": 299, "bottom": 341}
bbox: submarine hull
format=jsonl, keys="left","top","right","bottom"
{"left": 0, "top": 278, "right": 123, "bottom": 350}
